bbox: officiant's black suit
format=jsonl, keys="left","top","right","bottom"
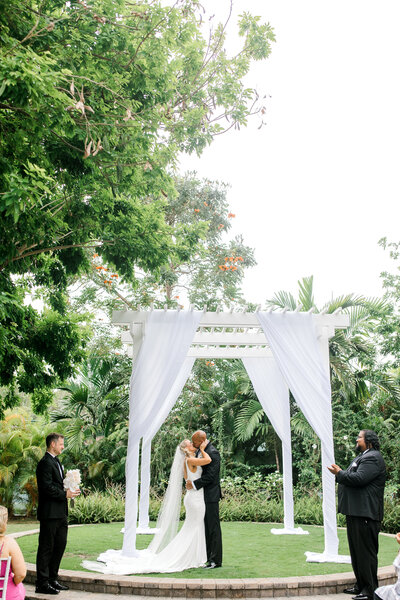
{"left": 336, "top": 449, "right": 386, "bottom": 599}
{"left": 36, "top": 452, "right": 68, "bottom": 587}
{"left": 193, "top": 443, "right": 222, "bottom": 566}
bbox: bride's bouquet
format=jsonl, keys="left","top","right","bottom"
{"left": 63, "top": 469, "right": 81, "bottom": 506}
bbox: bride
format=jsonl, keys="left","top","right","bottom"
{"left": 82, "top": 438, "right": 211, "bottom": 574}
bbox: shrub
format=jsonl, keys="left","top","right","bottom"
{"left": 69, "top": 484, "right": 125, "bottom": 524}
{"left": 221, "top": 472, "right": 283, "bottom": 501}
{"left": 68, "top": 482, "right": 399, "bottom": 533}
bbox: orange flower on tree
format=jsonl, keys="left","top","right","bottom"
{"left": 228, "top": 213, "right": 236, "bottom": 218}
{"left": 194, "top": 208, "right": 200, "bottom": 213}
{"left": 218, "top": 224, "right": 224, "bottom": 229}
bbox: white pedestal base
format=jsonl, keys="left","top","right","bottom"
{"left": 271, "top": 527, "right": 309, "bottom": 535}
{"left": 120, "top": 527, "right": 160, "bottom": 535}
{"left": 305, "top": 551, "right": 351, "bottom": 563}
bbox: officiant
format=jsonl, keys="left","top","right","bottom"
{"left": 35, "top": 433, "right": 80, "bottom": 595}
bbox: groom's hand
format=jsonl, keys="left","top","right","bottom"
{"left": 186, "top": 481, "right": 193, "bottom": 490}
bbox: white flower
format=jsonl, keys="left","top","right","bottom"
{"left": 312, "top": 443, "right": 317, "bottom": 449}
{"left": 343, "top": 435, "right": 348, "bottom": 440}
{"left": 63, "top": 469, "right": 81, "bottom": 492}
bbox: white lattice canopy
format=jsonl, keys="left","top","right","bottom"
{"left": 111, "top": 307, "right": 351, "bottom": 565}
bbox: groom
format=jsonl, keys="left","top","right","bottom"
{"left": 186, "top": 430, "right": 222, "bottom": 568}
{"left": 35, "top": 433, "right": 79, "bottom": 595}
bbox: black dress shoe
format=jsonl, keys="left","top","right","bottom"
{"left": 344, "top": 588, "right": 360, "bottom": 595}
{"left": 352, "top": 594, "right": 370, "bottom": 600}
{"left": 35, "top": 583, "right": 60, "bottom": 594}
{"left": 204, "top": 561, "right": 221, "bottom": 569}
{"left": 50, "top": 580, "right": 70, "bottom": 591}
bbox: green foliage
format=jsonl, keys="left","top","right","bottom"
{"left": 68, "top": 484, "right": 125, "bottom": 524}
{"left": 0, "top": 0, "right": 274, "bottom": 411}
{"left": 82, "top": 173, "right": 257, "bottom": 313}
{"left": 66, "top": 483, "right": 398, "bottom": 534}
{"left": 0, "top": 409, "right": 46, "bottom": 516}
{"left": 0, "top": 276, "right": 87, "bottom": 412}
{"left": 266, "top": 275, "right": 400, "bottom": 487}
{"left": 51, "top": 355, "right": 130, "bottom": 487}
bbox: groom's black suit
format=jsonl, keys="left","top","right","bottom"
{"left": 36, "top": 452, "right": 68, "bottom": 587}
{"left": 336, "top": 449, "right": 386, "bottom": 599}
{"left": 193, "top": 442, "right": 222, "bottom": 566}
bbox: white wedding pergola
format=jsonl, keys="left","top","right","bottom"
{"left": 112, "top": 307, "right": 351, "bottom": 564}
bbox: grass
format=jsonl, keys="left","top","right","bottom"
{"left": 7, "top": 520, "right": 39, "bottom": 534}
{"left": 15, "top": 521, "right": 398, "bottom": 579}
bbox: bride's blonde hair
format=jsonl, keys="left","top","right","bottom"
{"left": 179, "top": 439, "right": 191, "bottom": 456}
{"left": 0, "top": 506, "right": 8, "bottom": 535}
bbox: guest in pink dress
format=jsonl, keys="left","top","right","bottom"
{"left": 0, "top": 506, "right": 26, "bottom": 600}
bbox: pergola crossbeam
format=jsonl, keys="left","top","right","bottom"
{"left": 112, "top": 310, "right": 349, "bottom": 330}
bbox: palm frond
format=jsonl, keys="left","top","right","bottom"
{"left": 234, "top": 399, "right": 265, "bottom": 441}
{"left": 297, "top": 276, "right": 315, "bottom": 310}
{"left": 266, "top": 291, "right": 297, "bottom": 310}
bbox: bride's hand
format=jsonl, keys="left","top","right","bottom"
{"left": 200, "top": 439, "right": 209, "bottom": 451}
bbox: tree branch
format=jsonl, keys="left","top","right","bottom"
{"left": 0, "top": 103, "right": 31, "bottom": 116}
{"left": 1, "top": 241, "right": 111, "bottom": 270}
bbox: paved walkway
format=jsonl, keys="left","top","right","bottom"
{"left": 25, "top": 584, "right": 350, "bottom": 600}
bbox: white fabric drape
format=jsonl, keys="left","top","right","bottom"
{"left": 122, "top": 310, "right": 202, "bottom": 556}
{"left": 138, "top": 358, "right": 196, "bottom": 530}
{"left": 256, "top": 311, "right": 339, "bottom": 557}
{"left": 243, "top": 357, "right": 297, "bottom": 532}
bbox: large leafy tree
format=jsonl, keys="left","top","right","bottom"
{"left": 102, "top": 173, "right": 257, "bottom": 310}
{"left": 0, "top": 0, "right": 275, "bottom": 410}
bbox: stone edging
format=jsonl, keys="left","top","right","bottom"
{"left": 13, "top": 528, "right": 397, "bottom": 598}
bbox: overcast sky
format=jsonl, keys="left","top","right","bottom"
{"left": 179, "top": 0, "right": 400, "bottom": 307}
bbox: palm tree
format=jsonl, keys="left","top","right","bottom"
{"left": 266, "top": 275, "right": 400, "bottom": 405}
{"left": 51, "top": 355, "right": 130, "bottom": 484}
{"left": 231, "top": 276, "right": 400, "bottom": 481}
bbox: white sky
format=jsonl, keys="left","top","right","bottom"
{"left": 179, "top": 0, "right": 400, "bottom": 307}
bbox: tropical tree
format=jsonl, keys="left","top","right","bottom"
{"left": 0, "top": 410, "right": 45, "bottom": 515}
{"left": 70, "top": 173, "right": 257, "bottom": 313}
{"left": 0, "top": 0, "right": 276, "bottom": 411}
{"left": 51, "top": 354, "right": 131, "bottom": 486}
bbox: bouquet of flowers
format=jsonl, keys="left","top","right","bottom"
{"left": 63, "top": 469, "right": 81, "bottom": 506}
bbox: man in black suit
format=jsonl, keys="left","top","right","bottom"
{"left": 186, "top": 430, "right": 222, "bottom": 569}
{"left": 328, "top": 429, "right": 386, "bottom": 600}
{"left": 35, "top": 433, "right": 79, "bottom": 595}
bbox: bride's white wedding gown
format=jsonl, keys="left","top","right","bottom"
{"left": 82, "top": 462, "right": 207, "bottom": 574}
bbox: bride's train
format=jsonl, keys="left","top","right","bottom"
{"left": 83, "top": 447, "right": 207, "bottom": 574}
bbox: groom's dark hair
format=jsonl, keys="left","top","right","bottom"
{"left": 46, "top": 432, "right": 64, "bottom": 448}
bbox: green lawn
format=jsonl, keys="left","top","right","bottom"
{"left": 16, "top": 522, "right": 398, "bottom": 579}
{"left": 7, "top": 520, "right": 39, "bottom": 534}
